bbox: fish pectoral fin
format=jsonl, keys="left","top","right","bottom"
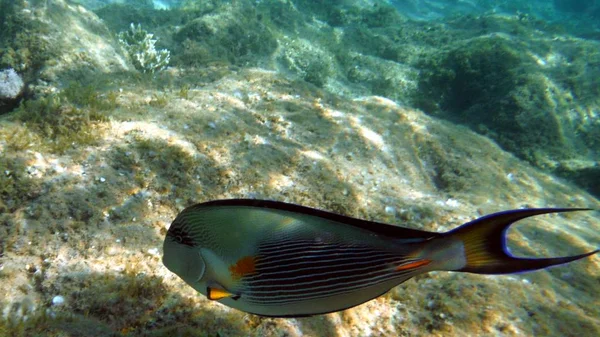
{"left": 207, "top": 286, "right": 241, "bottom": 301}
{"left": 395, "top": 259, "right": 431, "bottom": 271}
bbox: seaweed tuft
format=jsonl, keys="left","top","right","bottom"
{"left": 0, "top": 155, "right": 41, "bottom": 213}
{"left": 14, "top": 95, "right": 106, "bottom": 153}
{"left": 9, "top": 82, "right": 120, "bottom": 154}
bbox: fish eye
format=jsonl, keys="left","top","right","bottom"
{"left": 168, "top": 226, "right": 195, "bottom": 246}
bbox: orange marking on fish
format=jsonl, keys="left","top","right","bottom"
{"left": 207, "top": 287, "right": 234, "bottom": 300}
{"left": 396, "top": 259, "right": 431, "bottom": 271}
{"left": 229, "top": 256, "right": 258, "bottom": 279}
{"left": 280, "top": 217, "right": 295, "bottom": 226}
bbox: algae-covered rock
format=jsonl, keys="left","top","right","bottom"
{"left": 277, "top": 37, "right": 335, "bottom": 88}
{"left": 412, "top": 27, "right": 600, "bottom": 197}
{"left": 1, "top": 0, "right": 131, "bottom": 100}
{"left": 173, "top": 6, "right": 278, "bottom": 66}
{"left": 414, "top": 35, "right": 522, "bottom": 116}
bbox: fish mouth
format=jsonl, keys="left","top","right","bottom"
{"left": 163, "top": 240, "right": 206, "bottom": 283}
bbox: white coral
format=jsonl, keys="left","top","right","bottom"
{"left": 118, "top": 23, "right": 171, "bottom": 73}
{"left": 0, "top": 68, "right": 24, "bottom": 99}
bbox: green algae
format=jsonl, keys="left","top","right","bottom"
{"left": 173, "top": 8, "right": 278, "bottom": 67}
{"left": 0, "top": 124, "right": 40, "bottom": 152}
{"left": 0, "top": 155, "right": 41, "bottom": 213}
{"left": 71, "top": 269, "right": 167, "bottom": 332}
{"left": 278, "top": 38, "right": 334, "bottom": 88}
{"left": 109, "top": 137, "right": 198, "bottom": 202}
{"left": 410, "top": 27, "right": 599, "bottom": 196}
{"left": 414, "top": 36, "right": 523, "bottom": 116}
{"left": 149, "top": 93, "right": 169, "bottom": 108}
{"left": 14, "top": 96, "right": 106, "bottom": 154}
{"left": 10, "top": 269, "right": 248, "bottom": 337}
{"left": 0, "top": 0, "right": 58, "bottom": 73}
{"left": 177, "top": 84, "right": 191, "bottom": 100}
{"left": 7, "top": 81, "right": 119, "bottom": 154}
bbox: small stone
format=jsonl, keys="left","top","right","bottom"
{"left": 445, "top": 198, "right": 460, "bottom": 208}
{"left": 0, "top": 68, "right": 24, "bottom": 99}
{"left": 384, "top": 205, "right": 396, "bottom": 215}
{"left": 52, "top": 295, "right": 65, "bottom": 306}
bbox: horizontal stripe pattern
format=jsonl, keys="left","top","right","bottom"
{"left": 166, "top": 217, "right": 199, "bottom": 247}
{"left": 245, "top": 269, "right": 419, "bottom": 305}
{"left": 242, "top": 239, "right": 421, "bottom": 305}
{"left": 169, "top": 211, "right": 214, "bottom": 247}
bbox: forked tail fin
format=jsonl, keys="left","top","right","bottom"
{"left": 446, "top": 208, "right": 598, "bottom": 274}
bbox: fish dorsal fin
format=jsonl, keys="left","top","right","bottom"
{"left": 189, "top": 199, "right": 441, "bottom": 241}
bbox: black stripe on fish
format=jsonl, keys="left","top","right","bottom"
{"left": 171, "top": 211, "right": 214, "bottom": 247}
{"left": 259, "top": 239, "right": 369, "bottom": 251}
{"left": 255, "top": 251, "right": 402, "bottom": 272}
{"left": 248, "top": 254, "right": 405, "bottom": 286}
{"left": 165, "top": 220, "right": 197, "bottom": 247}
{"left": 255, "top": 240, "right": 399, "bottom": 273}
{"left": 259, "top": 237, "right": 377, "bottom": 250}
{"left": 245, "top": 272, "right": 416, "bottom": 305}
{"left": 238, "top": 240, "right": 423, "bottom": 304}
{"left": 247, "top": 258, "right": 408, "bottom": 293}
{"left": 244, "top": 268, "right": 420, "bottom": 305}
{"left": 254, "top": 285, "right": 397, "bottom": 317}
{"left": 257, "top": 244, "right": 389, "bottom": 267}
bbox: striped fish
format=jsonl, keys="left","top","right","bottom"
{"left": 162, "top": 199, "right": 598, "bottom": 317}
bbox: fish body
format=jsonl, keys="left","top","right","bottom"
{"left": 163, "top": 199, "right": 598, "bottom": 317}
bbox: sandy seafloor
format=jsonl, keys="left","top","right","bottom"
{"left": 0, "top": 1, "right": 599, "bottom": 337}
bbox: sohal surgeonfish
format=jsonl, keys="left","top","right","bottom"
{"left": 162, "top": 199, "right": 598, "bottom": 317}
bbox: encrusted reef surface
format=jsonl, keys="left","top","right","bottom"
{"left": 0, "top": 0, "right": 598, "bottom": 336}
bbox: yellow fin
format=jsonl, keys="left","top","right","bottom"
{"left": 447, "top": 208, "right": 597, "bottom": 274}
{"left": 207, "top": 286, "right": 240, "bottom": 301}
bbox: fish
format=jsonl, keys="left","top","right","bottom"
{"left": 162, "top": 199, "right": 598, "bottom": 317}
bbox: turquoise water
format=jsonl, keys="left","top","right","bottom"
{"left": 0, "top": 0, "right": 598, "bottom": 336}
